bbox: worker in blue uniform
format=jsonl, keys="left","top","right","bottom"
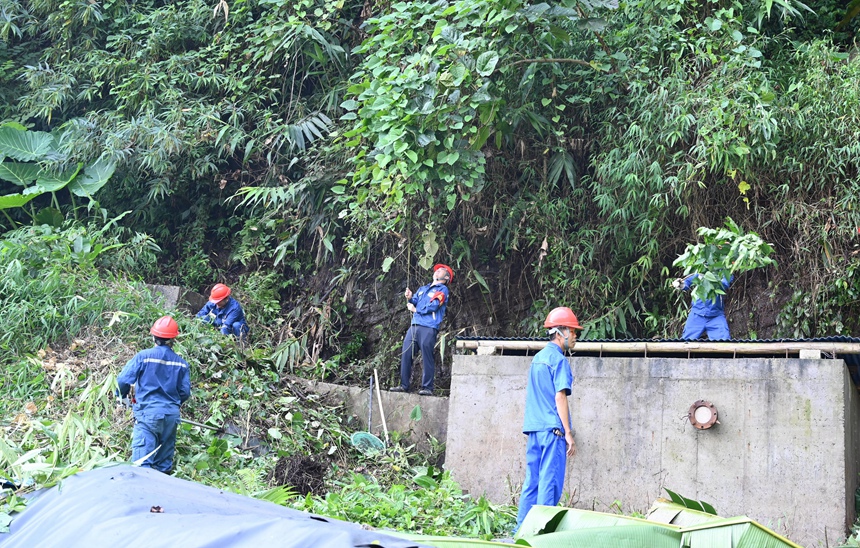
{"left": 674, "top": 273, "right": 734, "bottom": 340}
{"left": 195, "top": 283, "right": 249, "bottom": 339}
{"left": 515, "top": 306, "right": 581, "bottom": 532}
{"left": 118, "top": 316, "right": 191, "bottom": 473}
{"left": 390, "top": 264, "right": 453, "bottom": 396}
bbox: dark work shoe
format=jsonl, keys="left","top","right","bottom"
{"left": 418, "top": 389, "right": 433, "bottom": 396}
{"left": 389, "top": 386, "right": 407, "bottom": 393}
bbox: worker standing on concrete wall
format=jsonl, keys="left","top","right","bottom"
{"left": 117, "top": 316, "right": 191, "bottom": 472}
{"left": 673, "top": 273, "right": 733, "bottom": 340}
{"left": 390, "top": 264, "right": 453, "bottom": 396}
{"left": 195, "top": 283, "right": 249, "bottom": 340}
{"left": 515, "top": 307, "right": 581, "bottom": 531}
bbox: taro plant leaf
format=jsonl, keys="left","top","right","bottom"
{"left": 68, "top": 159, "right": 116, "bottom": 197}
{"left": 0, "top": 193, "right": 37, "bottom": 210}
{"left": 0, "top": 162, "right": 42, "bottom": 186}
{"left": 0, "top": 126, "right": 54, "bottom": 161}
{"left": 34, "top": 207, "right": 64, "bottom": 227}
{"left": 30, "top": 164, "right": 83, "bottom": 193}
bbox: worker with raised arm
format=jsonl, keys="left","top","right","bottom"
{"left": 117, "top": 316, "right": 191, "bottom": 473}
{"left": 390, "top": 264, "right": 453, "bottom": 396}
{"left": 195, "top": 283, "right": 249, "bottom": 339}
{"left": 515, "top": 306, "right": 581, "bottom": 531}
{"left": 673, "top": 272, "right": 734, "bottom": 340}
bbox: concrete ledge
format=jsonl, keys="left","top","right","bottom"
{"left": 294, "top": 378, "right": 448, "bottom": 455}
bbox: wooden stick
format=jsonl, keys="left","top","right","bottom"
{"left": 373, "top": 368, "right": 389, "bottom": 445}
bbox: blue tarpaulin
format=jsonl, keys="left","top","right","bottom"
{"left": 0, "top": 465, "right": 428, "bottom": 547}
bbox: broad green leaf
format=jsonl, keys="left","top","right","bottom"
{"left": 34, "top": 164, "right": 83, "bottom": 193}
{"left": 409, "top": 404, "right": 422, "bottom": 421}
{"left": 0, "top": 127, "right": 54, "bottom": 161}
{"left": 382, "top": 256, "right": 395, "bottom": 272}
{"left": 34, "top": 207, "right": 64, "bottom": 228}
{"left": 413, "top": 474, "right": 438, "bottom": 489}
{"left": 417, "top": 133, "right": 435, "bottom": 147}
{"left": 475, "top": 51, "right": 500, "bottom": 77}
{"left": 68, "top": 159, "right": 115, "bottom": 198}
{"left": 0, "top": 162, "right": 42, "bottom": 186}
{"left": 0, "top": 193, "right": 37, "bottom": 210}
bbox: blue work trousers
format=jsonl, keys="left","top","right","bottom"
{"left": 682, "top": 313, "right": 730, "bottom": 340}
{"left": 515, "top": 430, "right": 567, "bottom": 531}
{"left": 399, "top": 325, "right": 437, "bottom": 391}
{"left": 131, "top": 411, "right": 181, "bottom": 473}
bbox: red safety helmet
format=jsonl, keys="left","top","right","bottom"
{"left": 543, "top": 307, "right": 582, "bottom": 330}
{"left": 432, "top": 263, "right": 454, "bottom": 283}
{"left": 209, "top": 283, "right": 231, "bottom": 303}
{"left": 150, "top": 316, "right": 179, "bottom": 339}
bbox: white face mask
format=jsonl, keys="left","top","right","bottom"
{"left": 549, "top": 327, "right": 572, "bottom": 350}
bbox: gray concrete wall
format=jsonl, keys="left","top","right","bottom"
{"left": 445, "top": 355, "right": 860, "bottom": 547}
{"left": 146, "top": 284, "right": 207, "bottom": 313}
{"left": 296, "top": 378, "right": 448, "bottom": 454}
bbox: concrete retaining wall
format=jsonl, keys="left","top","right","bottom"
{"left": 296, "top": 378, "right": 448, "bottom": 454}
{"left": 445, "top": 354, "right": 860, "bottom": 547}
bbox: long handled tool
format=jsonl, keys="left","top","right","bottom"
{"left": 181, "top": 418, "right": 221, "bottom": 432}
{"left": 367, "top": 376, "right": 373, "bottom": 431}
{"left": 373, "top": 368, "right": 389, "bottom": 445}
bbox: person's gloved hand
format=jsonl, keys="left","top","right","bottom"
{"left": 672, "top": 278, "right": 683, "bottom": 290}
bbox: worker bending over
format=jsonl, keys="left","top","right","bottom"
{"left": 196, "top": 283, "right": 249, "bottom": 339}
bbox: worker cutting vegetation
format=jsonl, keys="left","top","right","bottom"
{"left": 515, "top": 306, "right": 581, "bottom": 532}
{"left": 196, "top": 283, "right": 249, "bottom": 339}
{"left": 672, "top": 218, "right": 776, "bottom": 341}
{"left": 390, "top": 263, "right": 453, "bottom": 396}
{"left": 117, "top": 316, "right": 191, "bottom": 473}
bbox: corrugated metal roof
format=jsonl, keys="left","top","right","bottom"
{"left": 456, "top": 335, "right": 860, "bottom": 343}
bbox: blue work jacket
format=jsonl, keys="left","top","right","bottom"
{"left": 408, "top": 282, "right": 449, "bottom": 330}
{"left": 522, "top": 342, "right": 573, "bottom": 433}
{"left": 118, "top": 345, "right": 191, "bottom": 415}
{"left": 684, "top": 274, "right": 734, "bottom": 318}
{"left": 196, "top": 297, "right": 248, "bottom": 335}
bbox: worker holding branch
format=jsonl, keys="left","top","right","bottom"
{"left": 390, "top": 264, "right": 453, "bottom": 396}
{"left": 673, "top": 272, "right": 734, "bottom": 340}
{"left": 515, "top": 307, "right": 581, "bottom": 531}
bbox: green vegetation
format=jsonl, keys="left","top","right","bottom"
{"left": 0, "top": 221, "right": 514, "bottom": 539}
{"left": 673, "top": 218, "right": 775, "bottom": 305}
{"left": 2, "top": 0, "right": 860, "bottom": 543}
{"left": 0, "top": 0, "right": 858, "bottom": 346}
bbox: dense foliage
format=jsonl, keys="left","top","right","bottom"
{"left": 0, "top": 222, "right": 515, "bottom": 539}
{"left": 0, "top": 0, "right": 859, "bottom": 350}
